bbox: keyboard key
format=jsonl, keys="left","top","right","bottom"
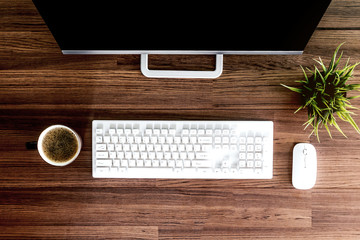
{"left": 255, "top": 137, "right": 262, "bottom": 144}
{"left": 113, "top": 160, "right": 120, "bottom": 167}
{"left": 132, "top": 129, "right": 140, "bottom": 135}
{"left": 182, "top": 136, "right": 189, "bottom": 143}
{"left": 136, "top": 160, "right": 144, "bottom": 167}
{"left": 158, "top": 136, "right": 165, "bottom": 143}
{"left": 170, "top": 145, "right": 177, "bottom": 151}
{"left": 182, "top": 129, "right": 189, "bottom": 135}
{"left": 129, "top": 160, "right": 136, "bottom": 167}
{"left": 174, "top": 136, "right": 181, "bottom": 143}
{"left": 143, "top": 136, "right": 150, "bottom": 143}
{"left": 198, "top": 168, "right": 212, "bottom": 174}
{"left": 139, "top": 144, "right": 146, "bottom": 151}
{"left": 206, "top": 129, "right": 213, "bottom": 135}
{"left": 195, "top": 152, "right": 210, "bottom": 160}
{"left": 238, "top": 161, "right": 246, "bottom": 167}
{"left": 104, "top": 136, "right": 111, "bottom": 143}
{"left": 183, "top": 160, "right": 191, "bottom": 167}
{"left": 176, "top": 160, "right": 183, "bottom": 167}
{"left": 96, "top": 167, "right": 110, "bottom": 174}
{"left": 168, "top": 160, "right": 175, "bottom": 167}
{"left": 133, "top": 152, "right": 140, "bottom": 159}
{"left": 255, "top": 161, "right": 262, "bottom": 168}
{"left": 120, "top": 160, "right": 128, "bottom": 167}
{"left": 96, "top": 144, "right": 106, "bottom": 150}
{"left": 125, "top": 152, "right": 132, "bottom": 159}
{"left": 135, "top": 136, "right": 142, "bottom": 143}
{"left": 108, "top": 144, "right": 114, "bottom": 151}
{"left": 247, "top": 161, "right": 254, "bottom": 168}
{"left": 192, "top": 160, "right": 213, "bottom": 168}
{"left": 96, "top": 160, "right": 112, "bottom": 166}
{"left": 117, "top": 152, "right": 124, "bottom": 159}
{"left": 247, "top": 153, "right": 254, "bottom": 160}
{"left": 255, "top": 145, "right": 262, "bottom": 151}
{"left": 154, "top": 144, "right": 162, "bottom": 151}
{"left": 96, "top": 136, "right": 103, "bottom": 143}
{"left": 172, "top": 152, "right": 179, "bottom": 160}
{"left": 96, "top": 152, "right": 109, "bottom": 159}
{"left": 148, "top": 152, "right": 155, "bottom": 159}
{"left": 201, "top": 144, "right": 212, "bottom": 151}
{"left": 160, "top": 160, "right": 167, "bottom": 167}
{"left": 115, "top": 144, "right": 122, "bottom": 151}
{"left": 190, "top": 137, "right": 197, "bottom": 143}
{"left": 222, "top": 137, "right": 229, "bottom": 144}
{"left": 193, "top": 145, "right": 200, "bottom": 152}
{"left": 143, "top": 160, "right": 151, "bottom": 167}
{"left": 221, "top": 160, "right": 230, "bottom": 168}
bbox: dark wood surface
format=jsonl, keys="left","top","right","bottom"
{"left": 1, "top": 0, "right": 360, "bottom": 239}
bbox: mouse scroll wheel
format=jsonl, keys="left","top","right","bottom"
{"left": 303, "top": 148, "right": 308, "bottom": 155}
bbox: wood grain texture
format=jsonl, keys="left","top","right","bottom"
{"left": 1, "top": 0, "right": 360, "bottom": 239}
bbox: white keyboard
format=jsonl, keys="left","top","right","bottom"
{"left": 92, "top": 120, "right": 273, "bottom": 179}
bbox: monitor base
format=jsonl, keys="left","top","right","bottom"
{"left": 140, "top": 54, "right": 223, "bottom": 79}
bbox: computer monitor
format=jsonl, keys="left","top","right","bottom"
{"left": 32, "top": 0, "right": 332, "bottom": 78}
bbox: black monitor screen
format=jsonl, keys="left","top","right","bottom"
{"left": 32, "top": 0, "right": 331, "bottom": 52}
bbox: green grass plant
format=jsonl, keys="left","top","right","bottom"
{"left": 281, "top": 43, "right": 360, "bottom": 141}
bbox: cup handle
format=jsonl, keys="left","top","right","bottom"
{"left": 26, "top": 141, "right": 37, "bottom": 150}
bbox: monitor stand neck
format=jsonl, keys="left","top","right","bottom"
{"left": 140, "top": 54, "right": 223, "bottom": 79}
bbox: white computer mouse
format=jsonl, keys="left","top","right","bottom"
{"left": 292, "top": 143, "right": 317, "bottom": 190}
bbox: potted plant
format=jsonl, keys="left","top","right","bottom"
{"left": 281, "top": 43, "right": 360, "bottom": 141}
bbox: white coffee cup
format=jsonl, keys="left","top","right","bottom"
{"left": 37, "top": 125, "right": 82, "bottom": 166}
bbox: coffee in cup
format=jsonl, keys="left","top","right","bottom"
{"left": 37, "top": 125, "right": 82, "bottom": 166}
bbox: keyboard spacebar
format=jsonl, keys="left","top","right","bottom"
{"left": 95, "top": 167, "right": 202, "bottom": 178}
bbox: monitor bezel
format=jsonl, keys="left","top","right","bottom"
{"left": 62, "top": 50, "right": 303, "bottom": 55}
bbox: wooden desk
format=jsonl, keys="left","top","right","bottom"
{"left": 1, "top": 0, "right": 360, "bottom": 239}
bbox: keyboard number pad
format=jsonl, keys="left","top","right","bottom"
{"left": 236, "top": 135, "right": 264, "bottom": 170}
